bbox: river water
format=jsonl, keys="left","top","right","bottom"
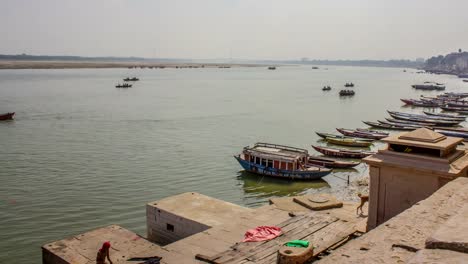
{"left": 0, "top": 65, "right": 465, "bottom": 262}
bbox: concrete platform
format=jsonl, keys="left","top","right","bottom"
{"left": 42, "top": 225, "right": 162, "bottom": 264}
{"left": 43, "top": 193, "right": 367, "bottom": 264}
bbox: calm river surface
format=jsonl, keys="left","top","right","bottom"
{"left": 0, "top": 65, "right": 465, "bottom": 262}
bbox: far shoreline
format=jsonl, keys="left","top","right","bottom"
{"left": 0, "top": 60, "right": 272, "bottom": 70}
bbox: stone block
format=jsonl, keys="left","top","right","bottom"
{"left": 293, "top": 194, "right": 343, "bottom": 211}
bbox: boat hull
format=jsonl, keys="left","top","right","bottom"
{"left": 234, "top": 156, "right": 331, "bottom": 180}
{"left": 325, "top": 137, "right": 372, "bottom": 147}
{"left": 312, "top": 145, "right": 374, "bottom": 159}
{"left": 307, "top": 157, "right": 360, "bottom": 168}
{"left": 336, "top": 128, "right": 387, "bottom": 140}
{"left": 0, "top": 112, "right": 14, "bottom": 120}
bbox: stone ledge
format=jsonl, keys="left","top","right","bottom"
{"left": 426, "top": 204, "right": 468, "bottom": 253}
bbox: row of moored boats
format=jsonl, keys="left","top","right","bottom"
{"left": 235, "top": 128, "right": 390, "bottom": 180}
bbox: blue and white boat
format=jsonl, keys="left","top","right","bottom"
{"left": 234, "top": 143, "right": 331, "bottom": 180}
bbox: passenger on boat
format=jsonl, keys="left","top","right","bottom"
{"left": 96, "top": 241, "right": 113, "bottom": 264}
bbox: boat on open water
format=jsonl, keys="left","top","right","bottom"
{"left": 235, "top": 143, "right": 331, "bottom": 180}
{"left": 0, "top": 112, "right": 14, "bottom": 120}
{"left": 123, "top": 77, "right": 139, "bottom": 81}
{"left": 115, "top": 83, "right": 132, "bottom": 88}
{"left": 339, "top": 90, "right": 355, "bottom": 96}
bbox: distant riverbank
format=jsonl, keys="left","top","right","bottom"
{"left": 0, "top": 60, "right": 267, "bottom": 70}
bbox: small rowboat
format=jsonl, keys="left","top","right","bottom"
{"left": 384, "top": 118, "right": 436, "bottom": 127}
{"left": 363, "top": 121, "right": 415, "bottom": 130}
{"left": 423, "top": 111, "right": 465, "bottom": 120}
{"left": 325, "top": 137, "right": 373, "bottom": 147}
{"left": 378, "top": 120, "right": 422, "bottom": 129}
{"left": 116, "top": 83, "right": 132, "bottom": 88}
{"left": 123, "top": 77, "right": 139, "bottom": 81}
{"left": 307, "top": 156, "right": 360, "bottom": 169}
{"left": 400, "top": 99, "right": 438, "bottom": 107}
{"left": 0, "top": 112, "right": 15, "bottom": 120}
{"left": 433, "top": 128, "right": 468, "bottom": 141}
{"left": 447, "top": 101, "right": 468, "bottom": 107}
{"left": 336, "top": 128, "right": 388, "bottom": 140}
{"left": 315, "top": 132, "right": 373, "bottom": 142}
{"left": 387, "top": 111, "right": 461, "bottom": 126}
{"left": 356, "top": 128, "right": 388, "bottom": 134}
{"left": 440, "top": 106, "right": 468, "bottom": 114}
{"left": 312, "top": 145, "right": 375, "bottom": 159}
{"left": 388, "top": 111, "right": 463, "bottom": 122}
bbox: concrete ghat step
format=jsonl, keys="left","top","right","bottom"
{"left": 425, "top": 204, "right": 468, "bottom": 253}
{"left": 407, "top": 249, "right": 468, "bottom": 264}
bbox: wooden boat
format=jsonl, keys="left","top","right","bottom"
{"left": 440, "top": 106, "right": 468, "bottom": 114}
{"left": 123, "top": 77, "right": 139, "bottom": 81}
{"left": 307, "top": 156, "right": 360, "bottom": 168}
{"left": 441, "top": 92, "right": 468, "bottom": 98}
{"left": 336, "top": 128, "right": 388, "bottom": 140}
{"left": 400, "top": 99, "right": 438, "bottom": 107}
{"left": 115, "top": 83, "right": 132, "bottom": 88}
{"left": 411, "top": 84, "right": 445, "bottom": 90}
{"left": 433, "top": 128, "right": 468, "bottom": 141}
{"left": 363, "top": 121, "right": 415, "bottom": 130}
{"left": 447, "top": 102, "right": 468, "bottom": 108}
{"left": 315, "top": 132, "right": 373, "bottom": 142}
{"left": 387, "top": 111, "right": 461, "bottom": 126}
{"left": 356, "top": 128, "right": 389, "bottom": 135}
{"left": 423, "top": 111, "right": 465, "bottom": 120}
{"left": 384, "top": 118, "right": 436, "bottom": 127}
{"left": 312, "top": 145, "right": 375, "bottom": 159}
{"left": 378, "top": 120, "right": 422, "bottom": 128}
{"left": 268, "top": 66, "right": 276, "bottom": 70}
{"left": 235, "top": 143, "right": 331, "bottom": 180}
{"left": 387, "top": 111, "right": 463, "bottom": 121}
{"left": 322, "top": 86, "right": 331, "bottom": 91}
{"left": 325, "top": 137, "right": 373, "bottom": 147}
{"left": 339, "top": 90, "right": 355, "bottom": 96}
{"left": 0, "top": 112, "right": 14, "bottom": 120}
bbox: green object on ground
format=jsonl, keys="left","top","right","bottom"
{"left": 284, "top": 240, "right": 310, "bottom": 248}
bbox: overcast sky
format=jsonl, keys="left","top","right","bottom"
{"left": 2, "top": 0, "right": 467, "bottom": 60}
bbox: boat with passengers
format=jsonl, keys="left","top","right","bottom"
{"left": 234, "top": 143, "right": 331, "bottom": 180}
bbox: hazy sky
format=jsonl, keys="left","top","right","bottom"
{"left": 2, "top": 0, "right": 468, "bottom": 60}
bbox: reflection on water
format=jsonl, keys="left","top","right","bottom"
{"left": 237, "top": 170, "right": 330, "bottom": 198}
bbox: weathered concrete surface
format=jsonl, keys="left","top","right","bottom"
{"left": 269, "top": 196, "right": 310, "bottom": 212}
{"left": 426, "top": 204, "right": 468, "bottom": 253}
{"left": 316, "top": 177, "right": 468, "bottom": 264}
{"left": 407, "top": 249, "right": 468, "bottom": 264}
{"left": 293, "top": 194, "right": 343, "bottom": 211}
{"left": 43, "top": 193, "right": 367, "bottom": 264}
{"left": 42, "top": 225, "right": 162, "bottom": 264}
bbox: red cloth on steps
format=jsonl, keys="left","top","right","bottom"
{"left": 242, "top": 226, "right": 282, "bottom": 242}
